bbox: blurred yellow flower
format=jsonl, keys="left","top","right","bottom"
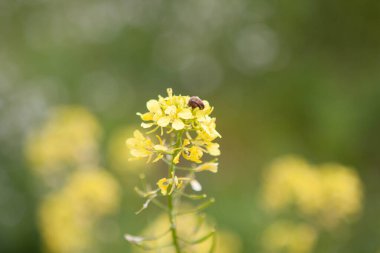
{"left": 39, "top": 193, "right": 88, "bottom": 253}
{"left": 262, "top": 155, "right": 363, "bottom": 229}
{"left": 38, "top": 168, "right": 120, "bottom": 253}
{"left": 62, "top": 169, "right": 120, "bottom": 217}
{"left": 318, "top": 164, "right": 363, "bottom": 228}
{"left": 262, "top": 220, "right": 317, "bottom": 253}
{"left": 126, "top": 130, "right": 155, "bottom": 158}
{"left": 132, "top": 213, "right": 242, "bottom": 253}
{"left": 107, "top": 126, "right": 146, "bottom": 174}
{"left": 25, "top": 106, "right": 101, "bottom": 177}
{"left": 262, "top": 156, "right": 323, "bottom": 215}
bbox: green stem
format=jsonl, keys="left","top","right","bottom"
{"left": 167, "top": 132, "right": 182, "bottom": 253}
{"left": 168, "top": 191, "right": 181, "bottom": 253}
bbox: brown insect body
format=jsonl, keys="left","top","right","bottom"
{"left": 188, "top": 96, "right": 205, "bottom": 110}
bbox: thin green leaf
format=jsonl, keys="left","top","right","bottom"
{"left": 209, "top": 232, "right": 217, "bottom": 253}
{"left": 176, "top": 198, "right": 215, "bottom": 216}
{"left": 179, "top": 230, "right": 216, "bottom": 245}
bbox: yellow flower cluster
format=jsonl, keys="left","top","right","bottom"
{"left": 262, "top": 155, "right": 363, "bottom": 229}
{"left": 262, "top": 221, "right": 317, "bottom": 253}
{"left": 126, "top": 88, "right": 221, "bottom": 165}
{"left": 107, "top": 126, "right": 147, "bottom": 179}
{"left": 39, "top": 169, "right": 120, "bottom": 253}
{"left": 132, "top": 213, "right": 242, "bottom": 253}
{"left": 25, "top": 106, "right": 101, "bottom": 178}
{"left": 126, "top": 88, "right": 221, "bottom": 198}
{"left": 25, "top": 106, "right": 122, "bottom": 253}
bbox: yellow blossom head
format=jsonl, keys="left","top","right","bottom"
{"left": 126, "top": 88, "right": 221, "bottom": 165}
{"left": 107, "top": 126, "right": 147, "bottom": 176}
{"left": 126, "top": 130, "right": 154, "bottom": 159}
{"left": 262, "top": 220, "right": 317, "bottom": 253}
{"left": 38, "top": 168, "right": 120, "bottom": 253}
{"left": 25, "top": 106, "right": 101, "bottom": 178}
{"left": 262, "top": 155, "right": 363, "bottom": 230}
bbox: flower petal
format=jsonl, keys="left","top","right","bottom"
{"left": 172, "top": 119, "right": 185, "bottom": 130}
{"left": 207, "top": 143, "right": 220, "bottom": 156}
{"left": 157, "top": 178, "right": 169, "bottom": 195}
{"left": 137, "top": 112, "right": 153, "bottom": 121}
{"left": 178, "top": 109, "right": 193, "bottom": 119}
{"left": 194, "top": 162, "right": 218, "bottom": 173}
{"left": 165, "top": 105, "right": 177, "bottom": 116}
{"left": 141, "top": 122, "right": 154, "bottom": 128}
{"left": 157, "top": 116, "right": 171, "bottom": 127}
{"left": 147, "top": 99, "right": 161, "bottom": 112}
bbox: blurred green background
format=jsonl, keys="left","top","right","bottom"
{"left": 1, "top": 0, "right": 380, "bottom": 252}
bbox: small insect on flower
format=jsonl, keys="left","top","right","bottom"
{"left": 188, "top": 96, "right": 205, "bottom": 110}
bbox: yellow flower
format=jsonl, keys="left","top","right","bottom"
{"left": 194, "top": 162, "right": 218, "bottom": 173}
{"left": 192, "top": 136, "right": 220, "bottom": 157}
{"left": 136, "top": 88, "right": 221, "bottom": 137}
{"left": 137, "top": 88, "right": 191, "bottom": 131}
{"left": 25, "top": 106, "right": 101, "bottom": 178}
{"left": 107, "top": 126, "right": 146, "bottom": 175}
{"left": 157, "top": 178, "right": 171, "bottom": 195}
{"left": 157, "top": 176, "right": 187, "bottom": 195}
{"left": 197, "top": 116, "right": 221, "bottom": 141}
{"left": 262, "top": 220, "right": 317, "bottom": 253}
{"left": 206, "top": 142, "right": 221, "bottom": 156}
{"left": 127, "top": 88, "right": 221, "bottom": 165}
{"left": 145, "top": 99, "right": 164, "bottom": 122}
{"left": 183, "top": 145, "right": 204, "bottom": 163}
{"left": 126, "top": 130, "right": 154, "bottom": 158}
{"left": 318, "top": 164, "right": 363, "bottom": 229}
{"left": 262, "top": 155, "right": 363, "bottom": 230}
{"left": 126, "top": 131, "right": 168, "bottom": 163}
{"left": 38, "top": 169, "right": 120, "bottom": 253}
